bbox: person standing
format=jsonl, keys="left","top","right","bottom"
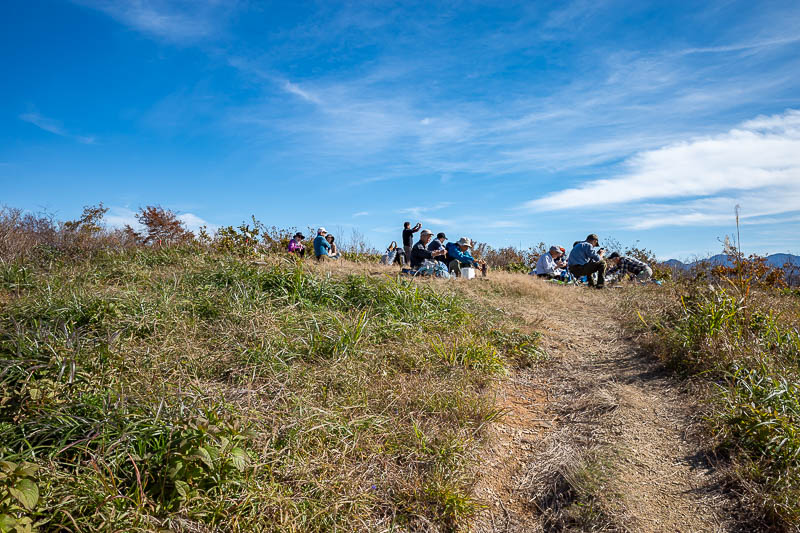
{"left": 402, "top": 222, "right": 422, "bottom": 265}
{"left": 313, "top": 227, "right": 331, "bottom": 261}
{"left": 567, "top": 233, "right": 606, "bottom": 288}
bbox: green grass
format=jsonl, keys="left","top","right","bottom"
{"left": 630, "top": 285, "right": 800, "bottom": 527}
{"left": 0, "top": 247, "right": 543, "bottom": 531}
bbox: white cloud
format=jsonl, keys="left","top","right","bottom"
{"left": 19, "top": 112, "right": 96, "bottom": 144}
{"left": 178, "top": 212, "right": 218, "bottom": 233}
{"left": 526, "top": 109, "right": 800, "bottom": 214}
{"left": 73, "top": 0, "right": 234, "bottom": 43}
{"left": 679, "top": 35, "right": 800, "bottom": 55}
{"left": 104, "top": 207, "right": 139, "bottom": 229}
{"left": 104, "top": 206, "right": 217, "bottom": 234}
{"left": 282, "top": 80, "right": 321, "bottom": 104}
{"left": 352, "top": 211, "right": 369, "bottom": 217}
{"left": 624, "top": 186, "right": 800, "bottom": 230}
{"left": 397, "top": 202, "right": 452, "bottom": 220}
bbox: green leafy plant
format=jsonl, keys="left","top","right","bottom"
{"left": 0, "top": 460, "right": 40, "bottom": 533}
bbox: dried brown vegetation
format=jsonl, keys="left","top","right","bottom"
{"left": 617, "top": 259, "right": 800, "bottom": 529}
{"left": 0, "top": 206, "right": 544, "bottom": 532}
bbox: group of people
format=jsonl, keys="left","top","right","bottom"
{"left": 288, "top": 225, "right": 652, "bottom": 287}
{"left": 287, "top": 228, "right": 341, "bottom": 261}
{"left": 387, "top": 222, "right": 487, "bottom": 278}
{"left": 532, "top": 233, "right": 653, "bottom": 288}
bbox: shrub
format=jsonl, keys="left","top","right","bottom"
{"left": 126, "top": 206, "right": 195, "bottom": 246}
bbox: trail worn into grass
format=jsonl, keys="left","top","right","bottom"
{"left": 473, "top": 280, "right": 740, "bottom": 532}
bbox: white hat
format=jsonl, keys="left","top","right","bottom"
{"left": 456, "top": 237, "right": 472, "bottom": 247}
{"left": 420, "top": 228, "right": 433, "bottom": 236}
{"left": 318, "top": 227, "right": 327, "bottom": 234}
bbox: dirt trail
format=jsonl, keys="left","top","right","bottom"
{"left": 473, "top": 284, "right": 740, "bottom": 532}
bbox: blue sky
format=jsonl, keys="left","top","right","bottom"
{"left": 2, "top": 0, "right": 799, "bottom": 259}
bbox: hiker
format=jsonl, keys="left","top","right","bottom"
{"left": 402, "top": 222, "right": 422, "bottom": 265}
{"left": 410, "top": 229, "right": 447, "bottom": 269}
{"left": 287, "top": 232, "right": 306, "bottom": 257}
{"left": 567, "top": 233, "right": 606, "bottom": 288}
{"left": 380, "top": 241, "right": 405, "bottom": 265}
{"left": 313, "top": 227, "right": 331, "bottom": 261}
{"left": 445, "top": 237, "right": 487, "bottom": 277}
{"left": 606, "top": 252, "right": 653, "bottom": 281}
{"left": 325, "top": 234, "right": 341, "bottom": 260}
{"left": 427, "top": 232, "right": 448, "bottom": 263}
{"left": 532, "top": 245, "right": 567, "bottom": 279}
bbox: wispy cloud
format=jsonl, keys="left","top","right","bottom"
{"left": 19, "top": 112, "right": 96, "bottom": 144}
{"left": 73, "top": 0, "right": 236, "bottom": 43}
{"left": 352, "top": 211, "right": 369, "bottom": 217}
{"left": 679, "top": 35, "right": 800, "bottom": 55}
{"left": 282, "top": 80, "right": 321, "bottom": 104}
{"left": 397, "top": 203, "right": 452, "bottom": 220}
{"left": 83, "top": 1, "right": 800, "bottom": 190}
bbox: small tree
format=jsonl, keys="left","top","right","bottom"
{"left": 62, "top": 203, "right": 108, "bottom": 234}
{"left": 127, "top": 206, "right": 194, "bottom": 245}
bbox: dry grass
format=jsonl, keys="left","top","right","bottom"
{"left": 614, "top": 280, "right": 800, "bottom": 529}
{"left": 0, "top": 247, "right": 549, "bottom": 532}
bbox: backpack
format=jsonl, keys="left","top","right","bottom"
{"left": 415, "top": 259, "right": 450, "bottom": 279}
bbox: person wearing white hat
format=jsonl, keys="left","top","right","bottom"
{"left": 532, "top": 245, "right": 567, "bottom": 279}
{"left": 445, "top": 237, "right": 486, "bottom": 277}
{"left": 410, "top": 229, "right": 447, "bottom": 269}
{"left": 313, "top": 227, "right": 330, "bottom": 261}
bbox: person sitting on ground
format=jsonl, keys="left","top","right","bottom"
{"left": 606, "top": 252, "right": 652, "bottom": 282}
{"left": 313, "top": 227, "right": 330, "bottom": 261}
{"left": 402, "top": 221, "right": 422, "bottom": 265}
{"left": 325, "top": 234, "right": 341, "bottom": 260}
{"left": 532, "top": 245, "right": 567, "bottom": 279}
{"left": 410, "top": 229, "right": 447, "bottom": 269}
{"left": 427, "top": 232, "right": 448, "bottom": 263}
{"left": 380, "top": 241, "right": 405, "bottom": 265}
{"left": 567, "top": 233, "right": 606, "bottom": 288}
{"left": 445, "top": 237, "right": 487, "bottom": 277}
{"left": 287, "top": 232, "right": 306, "bottom": 257}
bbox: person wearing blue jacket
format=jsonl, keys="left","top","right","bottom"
{"left": 445, "top": 237, "right": 486, "bottom": 277}
{"left": 313, "top": 227, "right": 331, "bottom": 261}
{"left": 567, "top": 233, "right": 606, "bottom": 288}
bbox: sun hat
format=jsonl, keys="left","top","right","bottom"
{"left": 549, "top": 245, "right": 560, "bottom": 253}
{"left": 420, "top": 228, "right": 433, "bottom": 236}
{"left": 294, "top": 232, "right": 305, "bottom": 239}
{"left": 456, "top": 237, "right": 472, "bottom": 248}
{"left": 437, "top": 232, "right": 447, "bottom": 239}
{"left": 586, "top": 233, "right": 599, "bottom": 242}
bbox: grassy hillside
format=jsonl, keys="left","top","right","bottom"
{"left": 621, "top": 278, "right": 800, "bottom": 528}
{"left": 0, "top": 246, "right": 543, "bottom": 532}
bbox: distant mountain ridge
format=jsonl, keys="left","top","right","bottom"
{"left": 663, "top": 253, "right": 800, "bottom": 269}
